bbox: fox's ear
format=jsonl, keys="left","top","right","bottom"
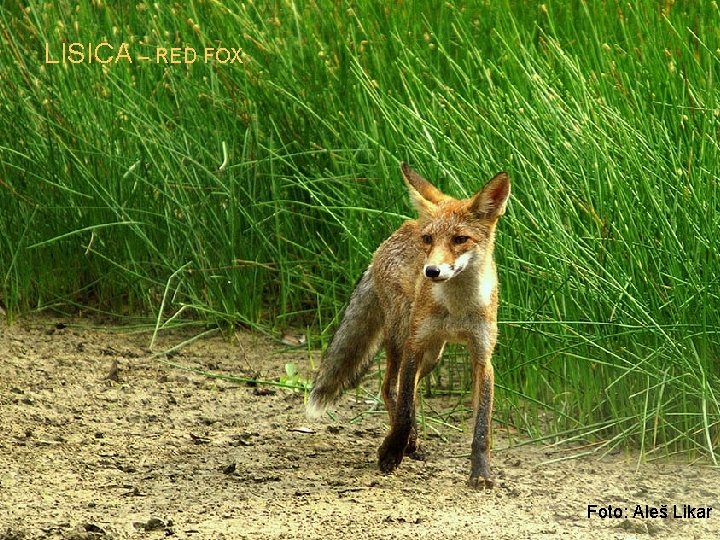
{"left": 401, "top": 162, "right": 449, "bottom": 217}
{"left": 470, "top": 172, "right": 511, "bottom": 219}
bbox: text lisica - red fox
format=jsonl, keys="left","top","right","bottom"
{"left": 44, "top": 42, "right": 243, "bottom": 64}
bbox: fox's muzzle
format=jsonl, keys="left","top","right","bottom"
{"left": 424, "top": 252, "right": 474, "bottom": 282}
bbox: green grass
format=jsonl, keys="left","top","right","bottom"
{"left": 1, "top": 0, "right": 718, "bottom": 460}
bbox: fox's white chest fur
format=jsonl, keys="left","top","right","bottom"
{"left": 431, "top": 261, "right": 496, "bottom": 314}
{"left": 427, "top": 259, "right": 497, "bottom": 349}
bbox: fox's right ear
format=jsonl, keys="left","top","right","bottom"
{"left": 401, "top": 162, "right": 449, "bottom": 217}
{"left": 470, "top": 171, "right": 511, "bottom": 220}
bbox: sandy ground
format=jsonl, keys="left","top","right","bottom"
{"left": 1, "top": 319, "right": 719, "bottom": 540}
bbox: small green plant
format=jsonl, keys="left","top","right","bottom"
{"left": 280, "top": 362, "right": 311, "bottom": 392}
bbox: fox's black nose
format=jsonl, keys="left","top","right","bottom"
{"left": 425, "top": 266, "right": 441, "bottom": 279}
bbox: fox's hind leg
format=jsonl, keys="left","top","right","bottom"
{"left": 378, "top": 339, "right": 443, "bottom": 474}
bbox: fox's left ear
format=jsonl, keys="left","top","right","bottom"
{"left": 401, "top": 162, "right": 451, "bottom": 218}
{"left": 470, "top": 172, "right": 511, "bottom": 219}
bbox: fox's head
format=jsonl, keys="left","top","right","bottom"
{"left": 401, "top": 162, "right": 510, "bottom": 283}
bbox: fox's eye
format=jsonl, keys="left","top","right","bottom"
{"left": 453, "top": 235, "right": 470, "bottom": 245}
{"left": 421, "top": 234, "right": 433, "bottom": 245}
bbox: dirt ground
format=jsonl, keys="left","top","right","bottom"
{"left": 1, "top": 320, "right": 719, "bottom": 540}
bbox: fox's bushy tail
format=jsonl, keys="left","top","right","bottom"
{"left": 306, "top": 267, "right": 384, "bottom": 419}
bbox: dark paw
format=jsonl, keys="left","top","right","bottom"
{"left": 378, "top": 441, "right": 405, "bottom": 474}
{"left": 405, "top": 446, "right": 426, "bottom": 461}
{"left": 468, "top": 474, "right": 495, "bottom": 490}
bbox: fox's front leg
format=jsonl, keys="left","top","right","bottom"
{"left": 468, "top": 336, "right": 496, "bottom": 489}
{"left": 378, "top": 352, "right": 419, "bottom": 474}
{"left": 381, "top": 337, "right": 402, "bottom": 424}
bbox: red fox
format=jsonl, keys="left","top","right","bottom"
{"left": 307, "top": 162, "right": 510, "bottom": 489}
